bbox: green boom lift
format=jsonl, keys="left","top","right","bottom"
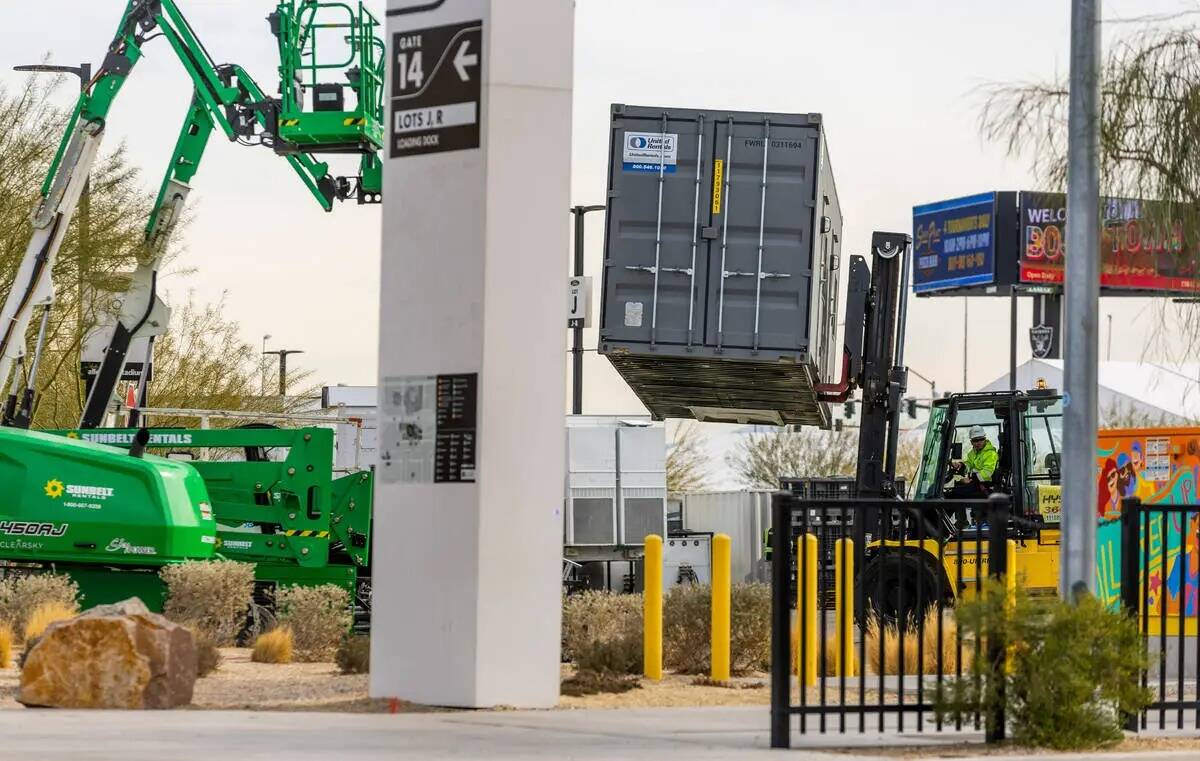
{"left": 0, "top": 1, "right": 381, "bottom": 616}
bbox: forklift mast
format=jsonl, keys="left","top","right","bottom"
{"left": 816, "top": 232, "right": 912, "bottom": 499}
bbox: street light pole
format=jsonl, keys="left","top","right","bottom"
{"left": 14, "top": 63, "right": 93, "bottom": 407}
{"left": 569, "top": 204, "right": 605, "bottom": 415}
{"left": 263, "top": 349, "right": 303, "bottom": 397}
{"left": 261, "top": 334, "right": 273, "bottom": 395}
{"left": 1062, "top": 0, "right": 1102, "bottom": 600}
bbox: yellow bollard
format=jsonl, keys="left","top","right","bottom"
{"left": 797, "top": 533, "right": 818, "bottom": 686}
{"left": 643, "top": 534, "right": 663, "bottom": 680}
{"left": 835, "top": 538, "right": 856, "bottom": 677}
{"left": 711, "top": 533, "right": 732, "bottom": 682}
{"left": 1006, "top": 538, "right": 1017, "bottom": 675}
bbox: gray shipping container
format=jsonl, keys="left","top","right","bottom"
{"left": 599, "top": 104, "right": 843, "bottom": 427}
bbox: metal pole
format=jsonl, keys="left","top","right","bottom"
{"left": 568, "top": 205, "right": 604, "bottom": 416}
{"left": 572, "top": 206, "right": 585, "bottom": 415}
{"left": 1009, "top": 287, "right": 1018, "bottom": 390}
{"left": 1062, "top": 0, "right": 1102, "bottom": 600}
{"left": 962, "top": 298, "right": 969, "bottom": 392}
{"left": 77, "top": 64, "right": 92, "bottom": 408}
{"left": 1106, "top": 313, "right": 1113, "bottom": 361}
{"left": 279, "top": 352, "right": 288, "bottom": 397}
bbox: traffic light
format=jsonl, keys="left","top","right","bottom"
{"left": 843, "top": 400, "right": 855, "bottom": 419}
{"left": 833, "top": 419, "right": 844, "bottom": 433}
{"left": 905, "top": 398, "right": 918, "bottom": 419}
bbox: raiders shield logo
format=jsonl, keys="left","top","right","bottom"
{"left": 1029, "top": 324, "right": 1054, "bottom": 359}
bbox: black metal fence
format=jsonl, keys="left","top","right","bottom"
{"left": 1120, "top": 497, "right": 1200, "bottom": 731}
{"left": 769, "top": 491, "right": 1013, "bottom": 748}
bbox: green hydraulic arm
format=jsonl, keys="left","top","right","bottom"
{"left": 0, "top": 0, "right": 384, "bottom": 430}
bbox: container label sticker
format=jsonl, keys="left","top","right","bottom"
{"left": 711, "top": 159, "right": 724, "bottom": 214}
{"left": 623, "top": 132, "right": 677, "bottom": 173}
{"left": 624, "top": 301, "right": 644, "bottom": 327}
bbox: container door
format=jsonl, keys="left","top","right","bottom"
{"left": 602, "top": 111, "right": 713, "bottom": 347}
{"left": 704, "top": 117, "right": 819, "bottom": 353}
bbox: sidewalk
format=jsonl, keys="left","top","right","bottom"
{"left": 0, "top": 706, "right": 1195, "bottom": 760}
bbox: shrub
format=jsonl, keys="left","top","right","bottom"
{"left": 0, "top": 623, "right": 11, "bottom": 669}
{"left": 194, "top": 629, "right": 222, "bottom": 678}
{"left": 252, "top": 627, "right": 294, "bottom": 664}
{"left": 562, "top": 591, "right": 642, "bottom": 676}
{"left": 0, "top": 573, "right": 80, "bottom": 640}
{"left": 937, "top": 580, "right": 1151, "bottom": 750}
{"left": 23, "top": 601, "right": 78, "bottom": 641}
{"left": 336, "top": 634, "right": 370, "bottom": 675}
{"left": 275, "top": 585, "right": 352, "bottom": 662}
{"left": 160, "top": 560, "right": 255, "bottom": 645}
{"left": 560, "top": 670, "right": 641, "bottom": 696}
{"left": 663, "top": 583, "right": 772, "bottom": 674}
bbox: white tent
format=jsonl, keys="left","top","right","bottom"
{"left": 979, "top": 359, "right": 1200, "bottom": 425}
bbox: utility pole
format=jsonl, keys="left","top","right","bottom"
{"left": 1009, "top": 287, "right": 1018, "bottom": 390}
{"left": 962, "top": 298, "right": 969, "bottom": 392}
{"left": 14, "top": 63, "right": 93, "bottom": 404}
{"left": 263, "top": 349, "right": 303, "bottom": 397}
{"left": 1062, "top": 0, "right": 1102, "bottom": 600}
{"left": 569, "top": 204, "right": 604, "bottom": 415}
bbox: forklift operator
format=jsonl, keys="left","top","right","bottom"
{"left": 945, "top": 425, "right": 998, "bottom": 498}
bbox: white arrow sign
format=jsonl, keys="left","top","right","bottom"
{"left": 453, "top": 40, "right": 478, "bottom": 82}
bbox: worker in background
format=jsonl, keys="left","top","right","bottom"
{"left": 946, "top": 425, "right": 998, "bottom": 500}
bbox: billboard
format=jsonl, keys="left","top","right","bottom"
{"left": 912, "top": 192, "right": 998, "bottom": 293}
{"left": 1020, "top": 191, "right": 1200, "bottom": 293}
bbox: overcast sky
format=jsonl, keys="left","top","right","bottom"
{"left": 0, "top": 0, "right": 1194, "bottom": 420}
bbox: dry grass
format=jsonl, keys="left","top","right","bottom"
{"left": 0, "top": 574, "right": 79, "bottom": 641}
{"left": 252, "top": 627, "right": 294, "bottom": 664}
{"left": 0, "top": 624, "right": 11, "bottom": 669}
{"left": 275, "top": 585, "right": 352, "bottom": 662}
{"left": 562, "top": 591, "right": 643, "bottom": 675}
{"left": 864, "top": 610, "right": 972, "bottom": 676}
{"left": 22, "top": 601, "right": 77, "bottom": 642}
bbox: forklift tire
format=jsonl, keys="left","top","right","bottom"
{"left": 856, "top": 550, "right": 945, "bottom": 630}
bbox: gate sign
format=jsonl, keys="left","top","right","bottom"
{"left": 912, "top": 192, "right": 998, "bottom": 293}
{"left": 1020, "top": 191, "right": 1200, "bottom": 293}
{"left": 390, "top": 20, "right": 483, "bottom": 158}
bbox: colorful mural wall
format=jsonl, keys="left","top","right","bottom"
{"left": 1095, "top": 430, "right": 1200, "bottom": 627}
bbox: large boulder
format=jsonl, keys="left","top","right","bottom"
{"left": 19, "top": 597, "right": 197, "bottom": 709}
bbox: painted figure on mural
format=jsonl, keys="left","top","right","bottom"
{"left": 1128, "top": 440, "right": 1156, "bottom": 500}
{"left": 1098, "top": 457, "right": 1122, "bottom": 520}
{"left": 1166, "top": 512, "right": 1200, "bottom": 617}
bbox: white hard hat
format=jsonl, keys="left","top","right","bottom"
{"left": 968, "top": 425, "right": 986, "bottom": 441}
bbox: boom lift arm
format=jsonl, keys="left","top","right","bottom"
{"left": 0, "top": 0, "right": 384, "bottom": 429}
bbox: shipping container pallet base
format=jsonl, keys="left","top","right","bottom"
{"left": 605, "top": 351, "right": 831, "bottom": 427}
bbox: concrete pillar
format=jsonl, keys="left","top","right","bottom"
{"left": 371, "top": 0, "right": 573, "bottom": 708}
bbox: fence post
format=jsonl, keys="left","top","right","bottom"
{"left": 1005, "top": 538, "right": 1017, "bottom": 675}
{"left": 986, "top": 493, "right": 1009, "bottom": 743}
{"left": 643, "top": 534, "right": 663, "bottom": 681}
{"left": 712, "top": 533, "right": 732, "bottom": 682}
{"left": 1120, "top": 497, "right": 1142, "bottom": 733}
{"left": 770, "top": 494, "right": 791, "bottom": 749}
{"left": 835, "top": 537, "right": 856, "bottom": 677}
{"left": 799, "top": 533, "right": 818, "bottom": 687}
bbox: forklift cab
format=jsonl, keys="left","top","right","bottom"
{"left": 913, "top": 390, "right": 1064, "bottom": 530}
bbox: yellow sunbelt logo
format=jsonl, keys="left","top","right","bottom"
{"left": 44, "top": 479, "right": 65, "bottom": 499}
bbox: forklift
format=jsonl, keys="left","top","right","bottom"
{"left": 791, "top": 231, "right": 1065, "bottom": 624}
